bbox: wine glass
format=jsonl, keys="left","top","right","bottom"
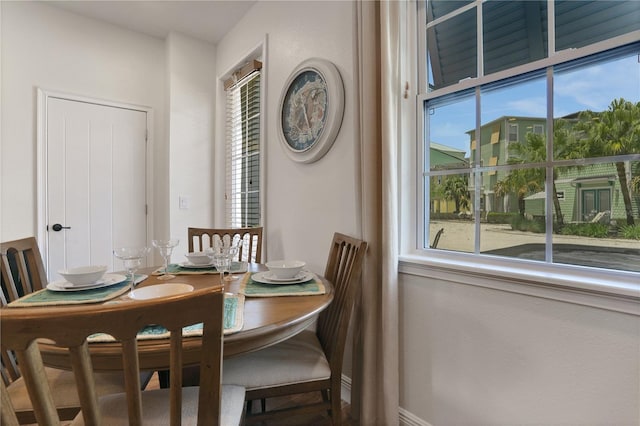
{"left": 113, "top": 246, "right": 150, "bottom": 297}
{"left": 152, "top": 239, "right": 179, "bottom": 280}
{"left": 210, "top": 250, "right": 231, "bottom": 285}
{"left": 223, "top": 238, "right": 242, "bottom": 282}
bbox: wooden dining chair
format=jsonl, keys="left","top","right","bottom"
{"left": 188, "top": 227, "right": 263, "bottom": 263}
{"left": 222, "top": 232, "right": 368, "bottom": 425}
{"left": 1, "top": 236, "right": 149, "bottom": 424}
{"left": 0, "top": 286, "right": 246, "bottom": 426}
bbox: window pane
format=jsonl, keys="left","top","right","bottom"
{"left": 427, "top": 7, "right": 477, "bottom": 91}
{"left": 554, "top": 51, "right": 640, "bottom": 161}
{"left": 552, "top": 164, "right": 640, "bottom": 273}
{"left": 555, "top": 1, "right": 640, "bottom": 51}
{"left": 429, "top": 172, "right": 474, "bottom": 253}
{"left": 426, "top": 94, "right": 474, "bottom": 171}
{"left": 480, "top": 166, "right": 547, "bottom": 256}
{"left": 481, "top": 75, "right": 548, "bottom": 167}
{"left": 483, "top": 1, "right": 548, "bottom": 75}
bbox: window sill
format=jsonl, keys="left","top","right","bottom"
{"left": 399, "top": 252, "right": 640, "bottom": 315}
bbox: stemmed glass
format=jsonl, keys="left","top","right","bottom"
{"left": 113, "top": 246, "right": 150, "bottom": 297}
{"left": 210, "top": 251, "right": 231, "bottom": 285}
{"left": 152, "top": 239, "right": 179, "bottom": 280}
{"left": 224, "top": 238, "right": 242, "bottom": 282}
{"left": 208, "top": 235, "right": 242, "bottom": 285}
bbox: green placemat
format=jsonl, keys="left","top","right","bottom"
{"left": 7, "top": 275, "right": 148, "bottom": 307}
{"left": 240, "top": 273, "right": 326, "bottom": 297}
{"left": 152, "top": 261, "right": 247, "bottom": 275}
{"left": 8, "top": 282, "right": 127, "bottom": 307}
{"left": 87, "top": 294, "right": 244, "bottom": 342}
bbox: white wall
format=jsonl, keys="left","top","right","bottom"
{"left": 0, "top": 1, "right": 167, "bottom": 243}
{"left": 400, "top": 270, "right": 639, "bottom": 425}
{"left": 215, "top": 0, "right": 359, "bottom": 274}
{"left": 166, "top": 33, "right": 217, "bottom": 258}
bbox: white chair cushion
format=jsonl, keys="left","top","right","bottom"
{"left": 8, "top": 367, "right": 126, "bottom": 412}
{"left": 70, "top": 384, "right": 246, "bottom": 426}
{"left": 223, "top": 330, "right": 331, "bottom": 390}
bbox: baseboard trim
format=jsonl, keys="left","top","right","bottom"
{"left": 341, "top": 374, "right": 431, "bottom": 426}
{"left": 399, "top": 407, "right": 432, "bottom": 426}
{"left": 341, "top": 373, "right": 352, "bottom": 403}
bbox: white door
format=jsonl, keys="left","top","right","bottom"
{"left": 45, "top": 97, "right": 148, "bottom": 280}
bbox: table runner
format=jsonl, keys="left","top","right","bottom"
{"left": 152, "top": 261, "right": 247, "bottom": 276}
{"left": 240, "top": 272, "right": 326, "bottom": 297}
{"left": 87, "top": 293, "right": 244, "bottom": 341}
{"left": 5, "top": 275, "right": 148, "bottom": 307}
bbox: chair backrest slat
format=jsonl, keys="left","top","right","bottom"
{"left": 188, "top": 227, "right": 263, "bottom": 263}
{"left": 1, "top": 237, "right": 48, "bottom": 303}
{"left": 0, "top": 286, "right": 225, "bottom": 425}
{"left": 318, "top": 233, "right": 367, "bottom": 370}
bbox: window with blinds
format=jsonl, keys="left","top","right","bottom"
{"left": 225, "top": 61, "right": 261, "bottom": 228}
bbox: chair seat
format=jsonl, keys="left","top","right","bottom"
{"left": 70, "top": 384, "right": 246, "bottom": 426}
{"left": 8, "top": 366, "right": 127, "bottom": 413}
{"left": 223, "top": 330, "right": 331, "bottom": 390}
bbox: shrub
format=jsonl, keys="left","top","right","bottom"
{"left": 560, "top": 223, "right": 609, "bottom": 238}
{"left": 511, "top": 216, "right": 545, "bottom": 233}
{"left": 486, "top": 212, "right": 519, "bottom": 224}
{"left": 619, "top": 224, "right": 640, "bottom": 240}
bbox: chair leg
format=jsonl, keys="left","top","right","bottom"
{"left": 246, "top": 399, "right": 266, "bottom": 414}
{"left": 330, "top": 385, "right": 342, "bottom": 426}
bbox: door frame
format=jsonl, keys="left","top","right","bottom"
{"left": 36, "top": 88, "right": 155, "bottom": 276}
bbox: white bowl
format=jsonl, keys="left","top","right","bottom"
{"left": 58, "top": 265, "right": 108, "bottom": 286}
{"left": 185, "top": 252, "right": 211, "bottom": 265}
{"left": 265, "top": 260, "right": 306, "bottom": 279}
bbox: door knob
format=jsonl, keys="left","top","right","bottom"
{"left": 51, "top": 223, "right": 71, "bottom": 232}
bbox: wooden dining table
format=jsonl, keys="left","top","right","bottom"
{"left": 37, "top": 263, "right": 334, "bottom": 371}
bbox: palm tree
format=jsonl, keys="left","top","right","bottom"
{"left": 498, "top": 119, "right": 579, "bottom": 226}
{"left": 576, "top": 99, "right": 640, "bottom": 225}
{"left": 441, "top": 175, "right": 470, "bottom": 214}
{"left": 494, "top": 167, "right": 542, "bottom": 216}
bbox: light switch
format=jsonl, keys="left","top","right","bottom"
{"left": 179, "top": 196, "right": 190, "bottom": 210}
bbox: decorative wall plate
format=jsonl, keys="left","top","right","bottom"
{"left": 278, "top": 58, "right": 345, "bottom": 163}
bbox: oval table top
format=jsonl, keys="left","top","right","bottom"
{"left": 38, "top": 263, "right": 334, "bottom": 371}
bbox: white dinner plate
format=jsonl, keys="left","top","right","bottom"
{"left": 180, "top": 262, "right": 216, "bottom": 269}
{"left": 130, "top": 283, "right": 194, "bottom": 300}
{"left": 251, "top": 271, "right": 315, "bottom": 285}
{"left": 47, "top": 273, "right": 127, "bottom": 292}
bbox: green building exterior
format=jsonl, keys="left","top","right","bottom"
{"left": 463, "top": 115, "right": 640, "bottom": 224}
{"left": 430, "top": 142, "right": 468, "bottom": 214}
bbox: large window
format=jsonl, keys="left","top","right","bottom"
{"left": 419, "top": 1, "right": 640, "bottom": 277}
{"left": 225, "top": 61, "right": 262, "bottom": 228}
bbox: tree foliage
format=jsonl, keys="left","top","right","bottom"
{"left": 495, "top": 98, "right": 640, "bottom": 226}
{"left": 575, "top": 99, "right": 640, "bottom": 225}
{"left": 441, "top": 175, "right": 470, "bottom": 214}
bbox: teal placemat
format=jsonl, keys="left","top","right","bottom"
{"left": 87, "top": 294, "right": 244, "bottom": 342}
{"left": 241, "top": 273, "right": 326, "bottom": 297}
{"left": 153, "top": 261, "right": 247, "bottom": 275}
{"left": 7, "top": 275, "right": 148, "bottom": 308}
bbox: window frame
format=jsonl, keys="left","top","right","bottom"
{"left": 410, "top": 0, "right": 640, "bottom": 305}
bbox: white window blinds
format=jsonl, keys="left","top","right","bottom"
{"left": 225, "top": 61, "right": 261, "bottom": 228}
